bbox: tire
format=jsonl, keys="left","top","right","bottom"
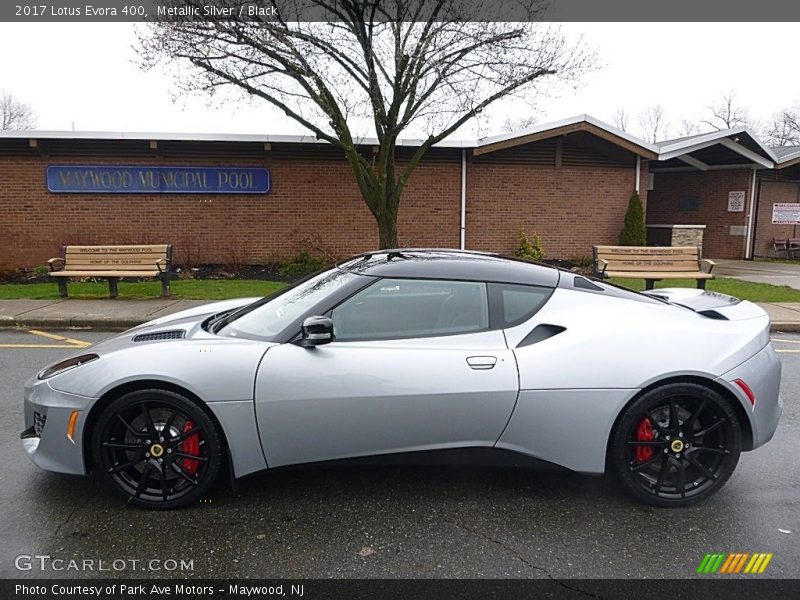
{"left": 610, "top": 382, "right": 742, "bottom": 507}
{"left": 91, "top": 389, "right": 222, "bottom": 510}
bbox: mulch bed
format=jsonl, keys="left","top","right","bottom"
{"left": 1, "top": 258, "right": 592, "bottom": 285}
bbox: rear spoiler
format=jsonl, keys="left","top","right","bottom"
{"left": 642, "top": 288, "right": 767, "bottom": 321}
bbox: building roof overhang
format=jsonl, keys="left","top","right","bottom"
{"left": 654, "top": 128, "right": 775, "bottom": 170}
{"left": 0, "top": 117, "right": 793, "bottom": 172}
{"left": 473, "top": 114, "right": 660, "bottom": 159}
{"left": 774, "top": 148, "right": 800, "bottom": 169}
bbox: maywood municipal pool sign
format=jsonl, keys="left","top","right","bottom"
{"left": 46, "top": 165, "right": 271, "bottom": 194}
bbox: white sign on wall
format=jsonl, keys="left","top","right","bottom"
{"left": 727, "top": 191, "right": 746, "bottom": 212}
{"left": 772, "top": 203, "right": 800, "bottom": 225}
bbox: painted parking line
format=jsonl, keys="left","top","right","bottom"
{"left": 772, "top": 338, "right": 800, "bottom": 353}
{"left": 0, "top": 329, "right": 92, "bottom": 349}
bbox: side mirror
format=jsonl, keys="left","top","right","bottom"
{"left": 299, "top": 316, "right": 334, "bottom": 347}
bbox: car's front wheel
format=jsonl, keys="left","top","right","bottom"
{"left": 91, "top": 389, "right": 222, "bottom": 509}
{"left": 610, "top": 382, "right": 742, "bottom": 507}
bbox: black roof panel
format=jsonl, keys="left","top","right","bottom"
{"left": 338, "top": 250, "right": 560, "bottom": 287}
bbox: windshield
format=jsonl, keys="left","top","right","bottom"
{"left": 219, "top": 268, "right": 359, "bottom": 341}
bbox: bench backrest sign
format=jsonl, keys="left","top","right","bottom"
{"left": 46, "top": 165, "right": 270, "bottom": 194}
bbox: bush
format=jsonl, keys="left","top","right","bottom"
{"left": 34, "top": 265, "right": 49, "bottom": 275}
{"left": 278, "top": 250, "right": 327, "bottom": 277}
{"left": 570, "top": 255, "right": 593, "bottom": 269}
{"left": 516, "top": 229, "right": 545, "bottom": 262}
{"left": 619, "top": 191, "right": 647, "bottom": 246}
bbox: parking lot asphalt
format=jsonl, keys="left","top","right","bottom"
{"left": 0, "top": 328, "right": 798, "bottom": 581}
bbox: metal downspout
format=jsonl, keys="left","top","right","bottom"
{"left": 460, "top": 149, "right": 467, "bottom": 250}
{"left": 745, "top": 168, "right": 758, "bottom": 260}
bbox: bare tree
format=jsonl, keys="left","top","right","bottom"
{"left": 501, "top": 114, "right": 537, "bottom": 133}
{"left": 702, "top": 90, "right": 753, "bottom": 131}
{"left": 138, "top": 0, "right": 592, "bottom": 248}
{"left": 612, "top": 107, "right": 628, "bottom": 132}
{"left": 764, "top": 109, "right": 800, "bottom": 147}
{"left": 0, "top": 90, "right": 36, "bottom": 130}
{"left": 677, "top": 119, "right": 700, "bottom": 137}
{"left": 638, "top": 104, "right": 668, "bottom": 143}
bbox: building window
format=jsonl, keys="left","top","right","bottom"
{"left": 678, "top": 195, "right": 700, "bottom": 212}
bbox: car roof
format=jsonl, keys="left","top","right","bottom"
{"left": 337, "top": 249, "right": 561, "bottom": 287}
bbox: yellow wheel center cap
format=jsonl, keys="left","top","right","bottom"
{"left": 150, "top": 443, "right": 164, "bottom": 458}
{"left": 670, "top": 439, "right": 684, "bottom": 453}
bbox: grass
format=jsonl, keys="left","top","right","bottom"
{"left": 0, "top": 275, "right": 798, "bottom": 304}
{"left": 0, "top": 279, "right": 287, "bottom": 300}
{"left": 607, "top": 277, "right": 800, "bottom": 303}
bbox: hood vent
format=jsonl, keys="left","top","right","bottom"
{"left": 132, "top": 330, "right": 186, "bottom": 342}
{"left": 697, "top": 309, "right": 729, "bottom": 320}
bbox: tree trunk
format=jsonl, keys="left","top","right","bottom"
{"left": 376, "top": 213, "right": 399, "bottom": 249}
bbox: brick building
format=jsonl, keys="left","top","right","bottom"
{"left": 0, "top": 116, "right": 654, "bottom": 268}
{"left": 0, "top": 115, "right": 798, "bottom": 268}
{"left": 645, "top": 128, "right": 793, "bottom": 259}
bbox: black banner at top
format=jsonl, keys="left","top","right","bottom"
{"left": 3, "top": 0, "right": 800, "bottom": 22}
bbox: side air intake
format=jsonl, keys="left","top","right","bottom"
{"left": 132, "top": 330, "right": 186, "bottom": 342}
{"left": 517, "top": 324, "right": 566, "bottom": 347}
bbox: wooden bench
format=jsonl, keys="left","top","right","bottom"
{"left": 773, "top": 238, "right": 800, "bottom": 259}
{"left": 48, "top": 245, "right": 173, "bottom": 298}
{"left": 593, "top": 245, "right": 715, "bottom": 290}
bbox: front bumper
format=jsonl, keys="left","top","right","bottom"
{"left": 21, "top": 377, "right": 96, "bottom": 475}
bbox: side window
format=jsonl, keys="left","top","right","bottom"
{"left": 489, "top": 283, "right": 552, "bottom": 328}
{"left": 331, "top": 278, "right": 489, "bottom": 341}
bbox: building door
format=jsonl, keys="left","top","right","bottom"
{"left": 753, "top": 181, "right": 800, "bottom": 257}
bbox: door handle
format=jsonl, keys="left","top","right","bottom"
{"left": 466, "top": 356, "right": 497, "bottom": 370}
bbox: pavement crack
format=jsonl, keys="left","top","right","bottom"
{"left": 446, "top": 519, "right": 603, "bottom": 599}
{"left": 53, "top": 504, "right": 78, "bottom": 537}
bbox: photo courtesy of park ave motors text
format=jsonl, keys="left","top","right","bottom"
{"left": 1, "top": 0, "right": 799, "bottom": 595}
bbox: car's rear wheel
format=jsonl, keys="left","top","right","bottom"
{"left": 611, "top": 383, "right": 741, "bottom": 507}
{"left": 91, "top": 389, "right": 222, "bottom": 509}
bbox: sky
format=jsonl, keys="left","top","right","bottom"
{"left": 1, "top": 22, "right": 798, "bottom": 141}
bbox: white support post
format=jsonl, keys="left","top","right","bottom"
{"left": 635, "top": 156, "right": 641, "bottom": 193}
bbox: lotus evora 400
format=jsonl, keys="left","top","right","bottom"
{"left": 22, "top": 250, "right": 782, "bottom": 509}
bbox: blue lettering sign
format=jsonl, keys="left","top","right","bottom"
{"left": 46, "top": 166, "right": 270, "bottom": 194}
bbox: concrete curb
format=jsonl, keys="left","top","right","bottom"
{"left": 0, "top": 317, "right": 141, "bottom": 331}
{"left": 771, "top": 323, "right": 800, "bottom": 333}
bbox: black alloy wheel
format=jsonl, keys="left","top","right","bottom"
{"left": 92, "top": 389, "right": 222, "bottom": 509}
{"left": 611, "top": 382, "right": 742, "bottom": 507}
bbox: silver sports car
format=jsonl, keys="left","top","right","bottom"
{"left": 21, "top": 249, "right": 782, "bottom": 509}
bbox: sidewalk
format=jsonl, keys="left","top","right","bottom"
{"left": 0, "top": 298, "right": 799, "bottom": 332}
{"left": 0, "top": 298, "right": 209, "bottom": 330}
{"left": 713, "top": 259, "right": 800, "bottom": 291}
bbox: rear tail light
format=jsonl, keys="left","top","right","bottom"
{"left": 733, "top": 378, "right": 756, "bottom": 407}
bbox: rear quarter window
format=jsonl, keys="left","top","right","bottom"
{"left": 488, "top": 283, "right": 553, "bottom": 328}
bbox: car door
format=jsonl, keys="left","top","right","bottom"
{"left": 254, "top": 277, "right": 519, "bottom": 467}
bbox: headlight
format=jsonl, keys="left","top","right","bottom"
{"left": 38, "top": 354, "right": 99, "bottom": 380}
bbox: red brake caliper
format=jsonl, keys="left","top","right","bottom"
{"left": 180, "top": 420, "right": 201, "bottom": 475}
{"left": 635, "top": 418, "right": 654, "bottom": 463}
